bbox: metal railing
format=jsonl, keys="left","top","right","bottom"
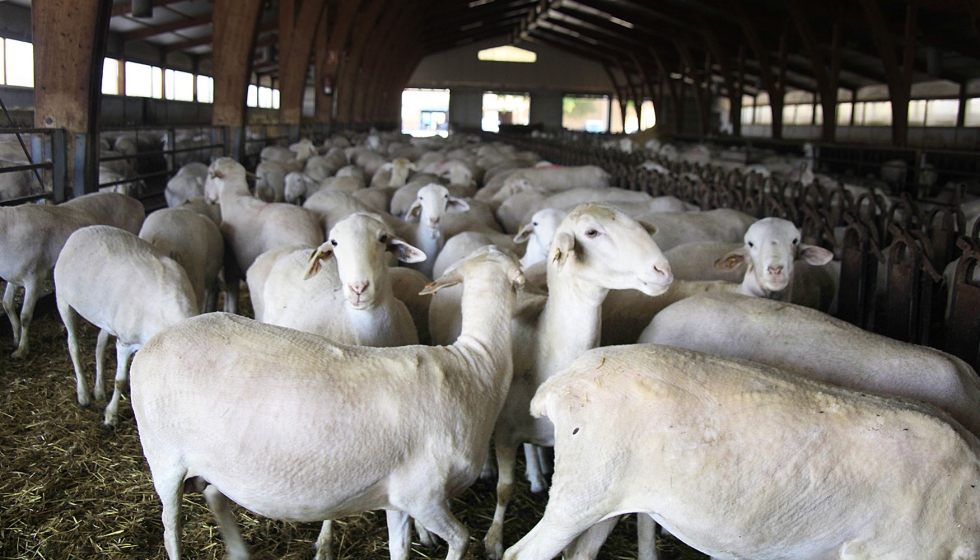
{"left": 0, "top": 128, "right": 66, "bottom": 205}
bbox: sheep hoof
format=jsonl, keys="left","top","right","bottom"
{"left": 528, "top": 478, "right": 548, "bottom": 494}
{"left": 102, "top": 414, "right": 118, "bottom": 430}
{"left": 484, "top": 533, "right": 504, "bottom": 560}
{"left": 10, "top": 348, "right": 27, "bottom": 360}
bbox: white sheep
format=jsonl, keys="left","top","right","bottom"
{"left": 504, "top": 344, "right": 980, "bottom": 560}
{"left": 636, "top": 208, "right": 757, "bottom": 251}
{"left": 389, "top": 178, "right": 473, "bottom": 218}
{"left": 369, "top": 157, "right": 417, "bottom": 189}
{"left": 1, "top": 192, "right": 145, "bottom": 358}
{"left": 283, "top": 171, "right": 320, "bottom": 204}
{"left": 139, "top": 207, "right": 224, "bottom": 313}
{"left": 254, "top": 161, "right": 287, "bottom": 202}
{"left": 480, "top": 165, "right": 609, "bottom": 203}
{"left": 250, "top": 213, "right": 424, "bottom": 346}
{"left": 515, "top": 209, "right": 566, "bottom": 269}
{"left": 398, "top": 183, "right": 470, "bottom": 279}
{"left": 164, "top": 162, "right": 209, "bottom": 208}
{"left": 205, "top": 158, "right": 324, "bottom": 313}
{"left": 599, "top": 217, "right": 835, "bottom": 347}
{"left": 424, "top": 204, "right": 674, "bottom": 560}
{"left": 55, "top": 225, "right": 198, "bottom": 427}
{"left": 130, "top": 247, "right": 526, "bottom": 560}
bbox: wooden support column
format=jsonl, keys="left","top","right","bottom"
{"left": 211, "top": 0, "right": 263, "bottom": 159}
{"left": 335, "top": 0, "right": 386, "bottom": 124}
{"left": 351, "top": 0, "right": 410, "bottom": 124}
{"left": 958, "top": 82, "right": 968, "bottom": 129}
{"left": 649, "top": 47, "right": 683, "bottom": 134}
{"left": 358, "top": 10, "right": 418, "bottom": 124}
{"left": 604, "top": 65, "right": 630, "bottom": 131}
{"left": 278, "top": 0, "right": 327, "bottom": 125}
{"left": 314, "top": 0, "right": 362, "bottom": 123}
{"left": 33, "top": 0, "right": 112, "bottom": 197}
{"left": 789, "top": 1, "right": 841, "bottom": 142}
{"left": 676, "top": 42, "right": 709, "bottom": 136}
{"left": 700, "top": 18, "right": 740, "bottom": 137}
{"left": 859, "top": 0, "right": 916, "bottom": 146}
{"left": 733, "top": 44, "right": 745, "bottom": 136}
{"left": 729, "top": 0, "right": 786, "bottom": 139}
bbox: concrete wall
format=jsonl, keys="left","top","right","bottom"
{"left": 742, "top": 123, "right": 980, "bottom": 149}
{"left": 409, "top": 35, "right": 613, "bottom": 132}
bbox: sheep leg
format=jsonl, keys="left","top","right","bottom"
{"left": 536, "top": 445, "right": 551, "bottom": 476}
{"left": 313, "top": 521, "right": 333, "bottom": 560}
{"left": 58, "top": 298, "right": 92, "bottom": 407}
{"left": 386, "top": 510, "right": 412, "bottom": 560}
{"left": 409, "top": 501, "right": 469, "bottom": 560}
{"left": 480, "top": 442, "right": 497, "bottom": 479}
{"left": 203, "top": 484, "right": 250, "bottom": 560}
{"left": 562, "top": 516, "right": 619, "bottom": 560}
{"left": 485, "top": 438, "right": 518, "bottom": 560}
{"left": 637, "top": 514, "right": 660, "bottom": 560}
{"left": 203, "top": 281, "right": 219, "bottom": 314}
{"left": 523, "top": 443, "right": 548, "bottom": 493}
{"left": 10, "top": 279, "right": 39, "bottom": 359}
{"left": 222, "top": 244, "right": 240, "bottom": 314}
{"left": 3, "top": 281, "right": 20, "bottom": 346}
{"left": 103, "top": 341, "right": 138, "bottom": 428}
{"left": 153, "top": 468, "right": 186, "bottom": 560}
{"left": 415, "top": 517, "right": 436, "bottom": 547}
{"left": 500, "top": 502, "right": 605, "bottom": 560}
{"left": 94, "top": 328, "right": 110, "bottom": 401}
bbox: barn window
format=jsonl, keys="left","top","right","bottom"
{"left": 196, "top": 75, "right": 213, "bottom": 104}
{"left": 101, "top": 58, "right": 120, "bottom": 95}
{"left": 247, "top": 84, "right": 258, "bottom": 107}
{"left": 125, "top": 62, "right": 162, "bottom": 98}
{"left": 164, "top": 69, "right": 195, "bottom": 102}
{"left": 477, "top": 45, "right": 537, "bottom": 63}
{"left": 562, "top": 95, "right": 610, "bottom": 133}
{"left": 3, "top": 38, "right": 34, "bottom": 88}
{"left": 965, "top": 98, "right": 980, "bottom": 127}
{"left": 482, "top": 92, "right": 530, "bottom": 132}
{"left": 402, "top": 88, "right": 450, "bottom": 137}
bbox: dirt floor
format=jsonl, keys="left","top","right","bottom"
{"left": 0, "top": 292, "right": 707, "bottom": 560}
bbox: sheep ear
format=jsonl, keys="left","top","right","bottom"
{"left": 407, "top": 199, "right": 423, "bottom": 220}
{"left": 447, "top": 197, "right": 470, "bottom": 213}
{"left": 419, "top": 271, "right": 462, "bottom": 295}
{"left": 514, "top": 223, "right": 533, "bottom": 243}
{"left": 408, "top": 162, "right": 419, "bottom": 171}
{"left": 714, "top": 248, "right": 748, "bottom": 271}
{"left": 509, "top": 267, "right": 526, "bottom": 290}
{"left": 303, "top": 244, "right": 335, "bottom": 279}
{"left": 799, "top": 244, "right": 834, "bottom": 266}
{"left": 388, "top": 237, "right": 427, "bottom": 263}
{"left": 638, "top": 220, "right": 659, "bottom": 237}
{"left": 552, "top": 231, "right": 575, "bottom": 271}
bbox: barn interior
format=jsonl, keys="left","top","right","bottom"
{"left": 2, "top": 0, "right": 980, "bottom": 558}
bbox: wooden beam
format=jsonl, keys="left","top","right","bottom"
{"left": 278, "top": 0, "right": 328, "bottom": 125}
{"left": 211, "top": 0, "right": 264, "bottom": 135}
{"left": 858, "top": 0, "right": 916, "bottom": 146}
{"left": 788, "top": 0, "right": 839, "bottom": 142}
{"left": 34, "top": 0, "right": 113, "bottom": 197}
{"left": 111, "top": 0, "right": 184, "bottom": 18}
{"left": 335, "top": 0, "right": 387, "bottom": 123}
{"left": 315, "top": 0, "right": 364, "bottom": 123}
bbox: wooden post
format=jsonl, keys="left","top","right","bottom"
{"left": 278, "top": 0, "right": 327, "bottom": 125}
{"left": 728, "top": 0, "right": 785, "bottom": 139}
{"left": 357, "top": 8, "right": 418, "bottom": 124}
{"left": 211, "top": 0, "right": 263, "bottom": 158}
{"left": 314, "top": 0, "right": 363, "bottom": 124}
{"left": 788, "top": 0, "right": 839, "bottom": 142}
{"left": 859, "top": 0, "right": 916, "bottom": 146}
{"left": 350, "top": 0, "right": 409, "bottom": 124}
{"left": 335, "top": 0, "right": 385, "bottom": 125}
{"left": 33, "top": 0, "right": 112, "bottom": 197}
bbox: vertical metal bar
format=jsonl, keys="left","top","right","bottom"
{"left": 53, "top": 129, "right": 67, "bottom": 203}
{"left": 74, "top": 133, "right": 88, "bottom": 198}
{"left": 166, "top": 127, "right": 176, "bottom": 172}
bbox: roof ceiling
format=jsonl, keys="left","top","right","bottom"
{"left": 8, "top": 0, "right": 980, "bottom": 98}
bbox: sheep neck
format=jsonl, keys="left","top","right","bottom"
{"left": 455, "top": 270, "right": 516, "bottom": 378}
{"left": 538, "top": 269, "right": 606, "bottom": 378}
{"left": 342, "top": 275, "right": 402, "bottom": 347}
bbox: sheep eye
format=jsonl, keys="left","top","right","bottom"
{"left": 533, "top": 222, "right": 538, "bottom": 226}
{"left": 379, "top": 234, "right": 388, "bottom": 243}
{"left": 585, "top": 229, "right": 599, "bottom": 238}
{"left": 792, "top": 238, "right": 799, "bottom": 244}
{"left": 330, "top": 240, "right": 338, "bottom": 247}
{"left": 747, "top": 241, "right": 754, "bottom": 248}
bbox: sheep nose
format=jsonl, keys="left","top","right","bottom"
{"left": 767, "top": 265, "right": 784, "bottom": 275}
{"left": 349, "top": 281, "right": 370, "bottom": 295}
{"left": 652, "top": 263, "right": 673, "bottom": 285}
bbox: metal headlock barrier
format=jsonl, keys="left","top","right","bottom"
{"left": 487, "top": 130, "right": 980, "bottom": 370}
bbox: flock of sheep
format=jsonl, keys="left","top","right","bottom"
{"left": 1, "top": 129, "right": 980, "bottom": 560}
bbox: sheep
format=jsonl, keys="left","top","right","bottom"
{"left": 398, "top": 183, "right": 470, "bottom": 279}
{"left": 636, "top": 208, "right": 757, "bottom": 251}
{"left": 205, "top": 157, "right": 324, "bottom": 313}
{"left": 389, "top": 178, "right": 473, "bottom": 218}
{"left": 139, "top": 207, "right": 224, "bottom": 313}
{"left": 369, "top": 157, "right": 417, "bottom": 189}
{"left": 389, "top": 266, "right": 434, "bottom": 345}
{"left": 424, "top": 204, "right": 675, "bottom": 560}
{"left": 504, "top": 344, "right": 980, "bottom": 560}
{"left": 335, "top": 164, "right": 368, "bottom": 185}
{"left": 255, "top": 161, "right": 287, "bottom": 202}
{"left": 0, "top": 159, "right": 34, "bottom": 200}
{"left": 283, "top": 171, "right": 320, "bottom": 204}
{"left": 130, "top": 247, "right": 526, "bottom": 560}
{"left": 641, "top": 292, "right": 980, "bottom": 434}
{"left": 55, "top": 225, "right": 198, "bottom": 427}
{"left": 1, "top": 192, "right": 145, "bottom": 358}
{"left": 250, "top": 213, "right": 424, "bottom": 346}
{"left": 303, "top": 154, "right": 343, "bottom": 182}
{"left": 599, "top": 217, "right": 835, "bottom": 347}
{"left": 164, "top": 162, "right": 209, "bottom": 207}
{"left": 479, "top": 165, "right": 608, "bottom": 203}
{"left": 303, "top": 189, "right": 400, "bottom": 237}
{"left": 515, "top": 209, "right": 566, "bottom": 269}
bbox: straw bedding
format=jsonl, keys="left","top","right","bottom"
{"left": 0, "top": 291, "right": 706, "bottom": 560}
